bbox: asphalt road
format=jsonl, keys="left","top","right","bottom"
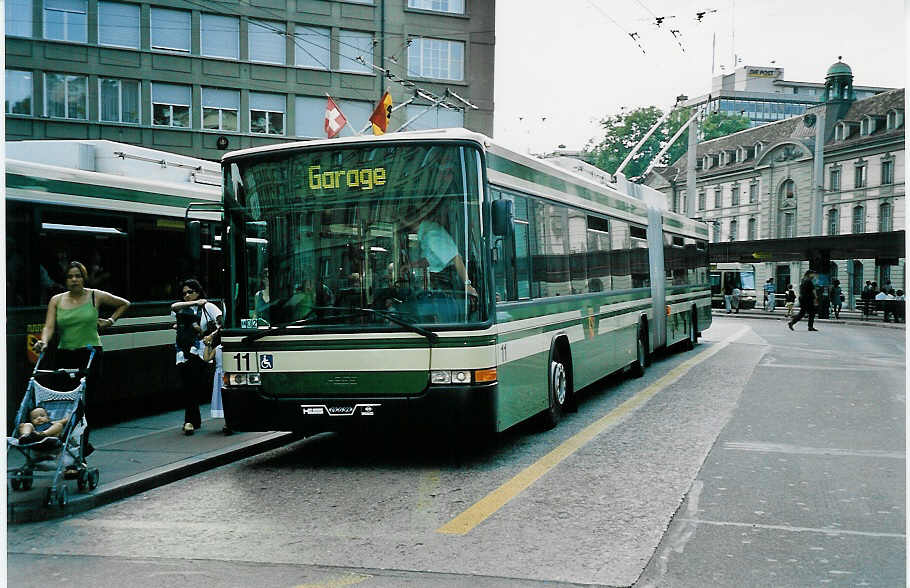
{"left": 7, "top": 318, "right": 905, "bottom": 587}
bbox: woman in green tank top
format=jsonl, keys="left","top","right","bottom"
{"left": 33, "top": 261, "right": 130, "bottom": 464}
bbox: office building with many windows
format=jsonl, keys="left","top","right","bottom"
{"left": 5, "top": 0, "right": 495, "bottom": 160}
{"left": 680, "top": 63, "right": 894, "bottom": 127}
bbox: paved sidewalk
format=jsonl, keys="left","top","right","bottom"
{"left": 7, "top": 406, "right": 298, "bottom": 524}
{"left": 713, "top": 306, "right": 906, "bottom": 329}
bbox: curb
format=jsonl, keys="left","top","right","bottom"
{"left": 712, "top": 311, "right": 905, "bottom": 329}
{"left": 8, "top": 431, "right": 299, "bottom": 524}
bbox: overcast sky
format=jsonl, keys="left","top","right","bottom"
{"left": 492, "top": 0, "right": 906, "bottom": 155}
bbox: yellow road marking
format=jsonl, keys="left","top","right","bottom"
{"left": 294, "top": 572, "right": 372, "bottom": 588}
{"left": 436, "top": 326, "right": 749, "bottom": 535}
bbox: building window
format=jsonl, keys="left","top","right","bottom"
{"left": 401, "top": 103, "right": 463, "bottom": 131}
{"left": 339, "top": 30, "right": 373, "bottom": 73}
{"left": 854, "top": 163, "right": 867, "bottom": 188}
{"left": 852, "top": 205, "right": 865, "bottom": 234}
{"left": 44, "top": 72, "right": 87, "bottom": 119}
{"left": 834, "top": 123, "right": 844, "bottom": 141}
{"left": 99, "top": 78, "right": 139, "bottom": 123}
{"left": 151, "top": 7, "right": 190, "bottom": 52}
{"left": 782, "top": 212, "right": 795, "bottom": 238}
{"left": 6, "top": 0, "right": 33, "bottom": 37}
{"left": 697, "top": 191, "right": 705, "bottom": 211}
{"left": 250, "top": 92, "right": 285, "bottom": 135}
{"left": 749, "top": 183, "right": 758, "bottom": 203}
{"left": 151, "top": 83, "right": 191, "bottom": 128}
{"left": 827, "top": 209, "right": 839, "bottom": 236}
{"left": 829, "top": 168, "right": 840, "bottom": 191}
{"left": 879, "top": 203, "right": 893, "bottom": 232}
{"left": 714, "top": 188, "right": 722, "bottom": 208}
{"left": 202, "top": 87, "right": 239, "bottom": 131}
{"left": 712, "top": 222, "right": 721, "bottom": 243}
{"left": 44, "top": 0, "right": 86, "bottom": 43}
{"left": 6, "top": 70, "right": 33, "bottom": 114}
{"left": 886, "top": 109, "right": 903, "bottom": 129}
{"left": 98, "top": 2, "right": 139, "bottom": 48}
{"left": 249, "top": 19, "right": 286, "bottom": 64}
{"left": 407, "top": 0, "right": 464, "bottom": 13}
{"left": 201, "top": 14, "right": 239, "bottom": 59}
{"left": 294, "top": 25, "right": 330, "bottom": 69}
{"left": 779, "top": 179, "right": 795, "bottom": 199}
{"left": 747, "top": 217, "right": 757, "bottom": 240}
{"left": 860, "top": 117, "right": 870, "bottom": 135}
{"left": 295, "top": 95, "right": 325, "bottom": 137}
{"left": 731, "top": 185, "right": 740, "bottom": 206}
{"left": 729, "top": 219, "right": 738, "bottom": 241}
{"left": 407, "top": 37, "right": 464, "bottom": 81}
{"left": 881, "top": 159, "right": 894, "bottom": 185}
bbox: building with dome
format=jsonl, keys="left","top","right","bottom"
{"left": 646, "top": 60, "right": 904, "bottom": 308}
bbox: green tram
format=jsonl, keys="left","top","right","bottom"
{"left": 5, "top": 140, "right": 224, "bottom": 427}
{"left": 216, "top": 129, "right": 712, "bottom": 434}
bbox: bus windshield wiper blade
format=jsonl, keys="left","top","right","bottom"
{"left": 239, "top": 306, "right": 438, "bottom": 344}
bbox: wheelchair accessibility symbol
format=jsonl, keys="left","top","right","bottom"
{"left": 259, "top": 354, "right": 274, "bottom": 370}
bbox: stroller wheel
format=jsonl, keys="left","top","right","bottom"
{"left": 77, "top": 471, "right": 87, "bottom": 492}
{"left": 44, "top": 488, "right": 54, "bottom": 507}
{"left": 11, "top": 478, "right": 22, "bottom": 491}
{"left": 21, "top": 475, "right": 33, "bottom": 491}
{"left": 88, "top": 469, "right": 100, "bottom": 490}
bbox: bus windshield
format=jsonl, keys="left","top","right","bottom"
{"left": 226, "top": 143, "right": 487, "bottom": 329}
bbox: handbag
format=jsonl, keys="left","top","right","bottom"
{"left": 200, "top": 305, "right": 220, "bottom": 362}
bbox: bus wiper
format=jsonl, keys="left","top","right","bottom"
{"left": 240, "top": 317, "right": 316, "bottom": 344}
{"left": 239, "top": 306, "right": 438, "bottom": 344}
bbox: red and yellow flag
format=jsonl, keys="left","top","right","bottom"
{"left": 369, "top": 91, "right": 393, "bottom": 135}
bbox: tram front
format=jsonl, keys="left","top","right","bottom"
{"left": 218, "top": 139, "right": 495, "bottom": 434}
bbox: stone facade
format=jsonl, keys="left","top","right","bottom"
{"left": 647, "top": 63, "right": 904, "bottom": 307}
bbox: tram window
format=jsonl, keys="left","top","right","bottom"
{"left": 7, "top": 204, "right": 33, "bottom": 307}
{"left": 586, "top": 216, "right": 610, "bottom": 292}
{"left": 532, "top": 201, "right": 570, "bottom": 297}
{"left": 38, "top": 211, "right": 127, "bottom": 304}
{"left": 134, "top": 217, "right": 188, "bottom": 301}
{"left": 610, "top": 220, "right": 631, "bottom": 289}
{"left": 515, "top": 218, "right": 531, "bottom": 299}
{"left": 568, "top": 208, "right": 587, "bottom": 294}
{"left": 630, "top": 225, "right": 649, "bottom": 287}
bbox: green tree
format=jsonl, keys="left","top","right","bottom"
{"left": 586, "top": 106, "right": 690, "bottom": 179}
{"left": 585, "top": 108, "right": 751, "bottom": 177}
{"left": 701, "top": 111, "right": 751, "bottom": 141}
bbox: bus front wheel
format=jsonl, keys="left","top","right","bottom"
{"left": 541, "top": 357, "right": 568, "bottom": 430}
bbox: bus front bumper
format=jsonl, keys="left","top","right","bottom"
{"left": 222, "top": 381, "right": 499, "bottom": 434}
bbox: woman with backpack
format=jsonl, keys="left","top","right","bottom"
{"left": 171, "top": 279, "right": 222, "bottom": 435}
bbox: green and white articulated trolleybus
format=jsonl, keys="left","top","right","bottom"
{"left": 216, "top": 129, "right": 712, "bottom": 435}
{"left": 5, "top": 140, "right": 224, "bottom": 428}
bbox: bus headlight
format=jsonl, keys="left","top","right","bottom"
{"left": 224, "top": 372, "right": 261, "bottom": 386}
{"left": 430, "top": 369, "right": 497, "bottom": 385}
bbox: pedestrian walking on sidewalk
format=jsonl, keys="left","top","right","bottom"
{"left": 723, "top": 282, "right": 733, "bottom": 313}
{"left": 731, "top": 286, "right": 741, "bottom": 313}
{"left": 763, "top": 278, "right": 776, "bottom": 312}
{"left": 830, "top": 279, "right": 843, "bottom": 319}
{"left": 788, "top": 270, "right": 819, "bottom": 332}
{"left": 784, "top": 284, "right": 796, "bottom": 317}
{"left": 32, "top": 261, "right": 130, "bottom": 468}
{"left": 171, "top": 279, "right": 222, "bottom": 435}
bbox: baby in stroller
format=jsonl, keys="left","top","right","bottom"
{"left": 17, "top": 407, "right": 70, "bottom": 444}
{"left": 8, "top": 349, "right": 99, "bottom": 506}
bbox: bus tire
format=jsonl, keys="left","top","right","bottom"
{"left": 541, "top": 354, "right": 569, "bottom": 430}
{"left": 630, "top": 323, "right": 647, "bottom": 378}
{"left": 683, "top": 308, "right": 698, "bottom": 350}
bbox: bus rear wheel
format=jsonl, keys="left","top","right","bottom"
{"left": 541, "top": 357, "right": 568, "bottom": 430}
{"left": 630, "top": 326, "right": 647, "bottom": 378}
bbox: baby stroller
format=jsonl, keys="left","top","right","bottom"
{"left": 7, "top": 348, "right": 100, "bottom": 507}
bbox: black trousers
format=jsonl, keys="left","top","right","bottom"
{"left": 54, "top": 346, "right": 103, "bottom": 457}
{"left": 789, "top": 302, "right": 816, "bottom": 329}
{"left": 178, "top": 355, "right": 210, "bottom": 428}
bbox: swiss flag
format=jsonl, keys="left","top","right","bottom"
{"left": 324, "top": 96, "right": 348, "bottom": 139}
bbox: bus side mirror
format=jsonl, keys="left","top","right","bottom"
{"left": 492, "top": 199, "right": 514, "bottom": 237}
{"left": 186, "top": 220, "right": 201, "bottom": 261}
